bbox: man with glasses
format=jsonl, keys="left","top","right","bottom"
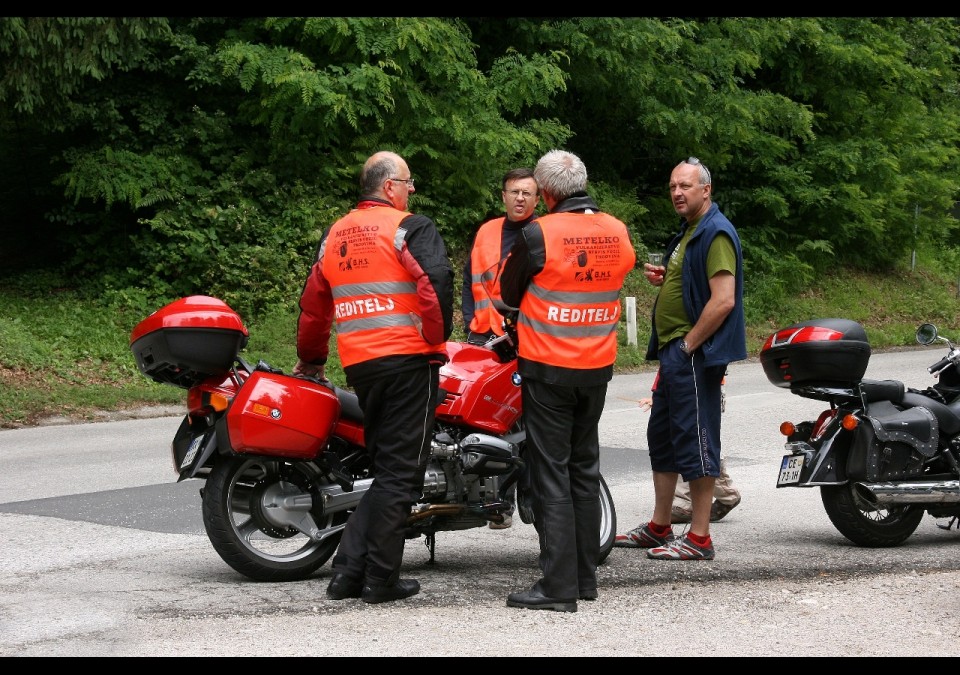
{"left": 462, "top": 168, "right": 539, "bottom": 345}
{"left": 461, "top": 168, "right": 539, "bottom": 530}
{"left": 615, "top": 157, "right": 746, "bottom": 560}
{"left": 294, "top": 150, "right": 454, "bottom": 602}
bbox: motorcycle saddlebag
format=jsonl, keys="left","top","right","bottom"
{"left": 130, "top": 296, "right": 249, "bottom": 389}
{"left": 760, "top": 318, "right": 870, "bottom": 388}
{"left": 223, "top": 371, "right": 341, "bottom": 460}
{"left": 846, "top": 401, "right": 937, "bottom": 480}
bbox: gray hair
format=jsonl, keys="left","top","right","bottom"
{"left": 696, "top": 163, "right": 712, "bottom": 186}
{"left": 534, "top": 149, "right": 587, "bottom": 201}
{"left": 360, "top": 151, "right": 401, "bottom": 193}
{"left": 681, "top": 157, "right": 712, "bottom": 186}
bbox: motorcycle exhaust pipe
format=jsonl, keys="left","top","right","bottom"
{"left": 855, "top": 479, "right": 960, "bottom": 506}
{"left": 408, "top": 503, "right": 465, "bottom": 523}
{"left": 407, "top": 501, "right": 513, "bottom": 525}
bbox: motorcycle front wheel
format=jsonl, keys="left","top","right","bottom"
{"left": 597, "top": 474, "right": 617, "bottom": 564}
{"left": 519, "top": 474, "right": 617, "bottom": 564}
{"left": 819, "top": 483, "right": 924, "bottom": 547}
{"left": 202, "top": 456, "right": 348, "bottom": 581}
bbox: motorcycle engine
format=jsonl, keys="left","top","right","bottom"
{"left": 459, "top": 432, "right": 518, "bottom": 476}
{"left": 420, "top": 430, "right": 520, "bottom": 502}
{"left": 420, "top": 462, "right": 449, "bottom": 498}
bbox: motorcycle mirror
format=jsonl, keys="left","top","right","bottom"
{"left": 916, "top": 323, "right": 939, "bottom": 345}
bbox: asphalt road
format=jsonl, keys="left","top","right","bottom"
{"left": 1, "top": 348, "right": 959, "bottom": 657}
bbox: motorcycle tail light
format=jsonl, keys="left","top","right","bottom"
{"left": 762, "top": 325, "right": 845, "bottom": 350}
{"left": 810, "top": 409, "right": 838, "bottom": 441}
{"left": 779, "top": 421, "right": 796, "bottom": 436}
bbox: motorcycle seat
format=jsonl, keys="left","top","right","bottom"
{"left": 859, "top": 379, "right": 905, "bottom": 403}
{"left": 901, "top": 391, "right": 960, "bottom": 436}
{"left": 335, "top": 387, "right": 364, "bottom": 423}
{"left": 861, "top": 379, "right": 960, "bottom": 436}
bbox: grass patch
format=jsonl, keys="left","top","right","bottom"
{"left": 1, "top": 265, "right": 958, "bottom": 428}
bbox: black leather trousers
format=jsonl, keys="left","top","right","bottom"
{"left": 521, "top": 378, "right": 605, "bottom": 600}
{"left": 331, "top": 363, "right": 437, "bottom": 584}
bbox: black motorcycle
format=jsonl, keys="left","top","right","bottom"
{"left": 760, "top": 318, "right": 960, "bottom": 546}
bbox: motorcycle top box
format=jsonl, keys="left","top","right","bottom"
{"left": 130, "top": 295, "right": 249, "bottom": 389}
{"left": 222, "top": 370, "right": 341, "bottom": 460}
{"left": 760, "top": 318, "right": 871, "bottom": 388}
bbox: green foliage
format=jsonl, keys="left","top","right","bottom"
{"left": 0, "top": 17, "right": 959, "bottom": 376}
{"left": 735, "top": 17, "right": 960, "bottom": 272}
{"left": 0, "top": 17, "right": 171, "bottom": 120}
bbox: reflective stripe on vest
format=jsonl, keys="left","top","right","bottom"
{"left": 468, "top": 217, "right": 507, "bottom": 335}
{"left": 520, "top": 283, "right": 622, "bottom": 337}
{"left": 332, "top": 281, "right": 419, "bottom": 332}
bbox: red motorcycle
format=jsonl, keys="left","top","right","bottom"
{"left": 130, "top": 295, "right": 617, "bottom": 581}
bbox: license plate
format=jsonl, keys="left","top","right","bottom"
{"left": 777, "top": 454, "right": 804, "bottom": 486}
{"left": 180, "top": 434, "right": 204, "bottom": 470}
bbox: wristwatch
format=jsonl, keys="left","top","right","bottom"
{"left": 679, "top": 338, "right": 692, "bottom": 355}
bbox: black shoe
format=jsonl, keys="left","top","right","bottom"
{"left": 326, "top": 573, "right": 363, "bottom": 600}
{"left": 361, "top": 578, "right": 420, "bottom": 604}
{"left": 506, "top": 586, "right": 577, "bottom": 613}
{"left": 579, "top": 589, "right": 598, "bottom": 601}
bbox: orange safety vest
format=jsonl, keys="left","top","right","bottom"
{"left": 517, "top": 211, "right": 635, "bottom": 369}
{"left": 468, "top": 217, "right": 508, "bottom": 336}
{"left": 321, "top": 206, "right": 435, "bottom": 368}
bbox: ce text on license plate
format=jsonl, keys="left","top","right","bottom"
{"left": 777, "top": 454, "right": 804, "bottom": 486}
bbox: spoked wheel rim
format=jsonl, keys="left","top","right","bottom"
{"left": 849, "top": 487, "right": 911, "bottom": 524}
{"left": 820, "top": 483, "right": 924, "bottom": 547}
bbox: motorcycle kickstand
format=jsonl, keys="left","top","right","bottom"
{"left": 423, "top": 532, "right": 437, "bottom": 564}
{"left": 936, "top": 516, "right": 959, "bottom": 531}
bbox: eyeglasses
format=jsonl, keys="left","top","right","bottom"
{"left": 505, "top": 189, "right": 536, "bottom": 199}
{"left": 683, "top": 157, "right": 700, "bottom": 166}
{"left": 389, "top": 177, "right": 415, "bottom": 187}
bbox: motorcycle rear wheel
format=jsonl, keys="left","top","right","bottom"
{"left": 819, "top": 483, "right": 924, "bottom": 547}
{"left": 202, "top": 456, "right": 347, "bottom": 581}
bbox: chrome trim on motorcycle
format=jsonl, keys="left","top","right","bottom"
{"left": 316, "top": 477, "right": 373, "bottom": 513}
{"left": 782, "top": 440, "right": 845, "bottom": 486}
{"left": 785, "top": 441, "right": 814, "bottom": 454}
{"left": 407, "top": 501, "right": 512, "bottom": 525}
{"left": 855, "top": 480, "right": 960, "bottom": 506}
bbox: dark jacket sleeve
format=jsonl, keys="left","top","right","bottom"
{"left": 398, "top": 213, "right": 454, "bottom": 345}
{"left": 500, "top": 221, "right": 544, "bottom": 309}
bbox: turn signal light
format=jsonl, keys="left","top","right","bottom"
{"left": 842, "top": 414, "right": 859, "bottom": 431}
{"left": 779, "top": 421, "right": 796, "bottom": 436}
{"left": 208, "top": 391, "right": 230, "bottom": 412}
{"left": 187, "top": 388, "right": 231, "bottom": 416}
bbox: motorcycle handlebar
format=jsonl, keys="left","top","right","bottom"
{"left": 928, "top": 356, "right": 951, "bottom": 374}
